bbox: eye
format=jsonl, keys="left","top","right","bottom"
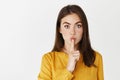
{"left": 76, "top": 24, "right": 82, "bottom": 28}
{"left": 64, "top": 25, "right": 70, "bottom": 29}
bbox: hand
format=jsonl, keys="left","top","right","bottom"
{"left": 67, "top": 39, "right": 80, "bottom": 73}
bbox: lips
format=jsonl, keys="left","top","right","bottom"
{"left": 70, "top": 37, "right": 76, "bottom": 41}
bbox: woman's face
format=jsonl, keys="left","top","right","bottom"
{"left": 60, "top": 13, "right": 83, "bottom": 46}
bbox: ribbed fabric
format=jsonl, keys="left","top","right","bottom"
{"left": 38, "top": 51, "right": 104, "bottom": 80}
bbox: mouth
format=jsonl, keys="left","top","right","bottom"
{"left": 70, "top": 37, "right": 76, "bottom": 41}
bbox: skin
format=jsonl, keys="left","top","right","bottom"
{"left": 60, "top": 13, "right": 83, "bottom": 72}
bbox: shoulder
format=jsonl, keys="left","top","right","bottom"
{"left": 41, "top": 52, "right": 55, "bottom": 64}
{"left": 42, "top": 51, "right": 63, "bottom": 59}
{"left": 42, "top": 52, "right": 54, "bottom": 59}
{"left": 94, "top": 51, "right": 103, "bottom": 65}
{"left": 94, "top": 51, "right": 103, "bottom": 58}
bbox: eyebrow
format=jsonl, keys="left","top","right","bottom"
{"left": 62, "top": 22, "right": 71, "bottom": 25}
{"left": 62, "top": 21, "right": 82, "bottom": 25}
{"left": 75, "top": 21, "right": 82, "bottom": 24}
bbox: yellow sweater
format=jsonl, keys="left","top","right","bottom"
{"left": 38, "top": 51, "right": 104, "bottom": 80}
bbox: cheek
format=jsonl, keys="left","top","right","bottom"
{"left": 79, "top": 30, "right": 83, "bottom": 36}
{"left": 76, "top": 29, "right": 83, "bottom": 39}
{"left": 60, "top": 29, "right": 69, "bottom": 39}
{"left": 60, "top": 28, "right": 68, "bottom": 35}
{"left": 61, "top": 32, "right": 69, "bottom": 39}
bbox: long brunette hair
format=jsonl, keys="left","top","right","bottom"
{"left": 52, "top": 5, "right": 95, "bottom": 67}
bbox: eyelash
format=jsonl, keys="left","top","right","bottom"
{"left": 64, "top": 25, "right": 70, "bottom": 29}
{"left": 76, "top": 24, "right": 82, "bottom": 28}
{"left": 63, "top": 24, "right": 82, "bottom": 29}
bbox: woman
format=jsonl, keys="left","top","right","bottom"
{"left": 38, "top": 4, "right": 104, "bottom": 80}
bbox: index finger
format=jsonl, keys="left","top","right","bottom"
{"left": 70, "top": 39, "right": 75, "bottom": 51}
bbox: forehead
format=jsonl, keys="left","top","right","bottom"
{"left": 61, "top": 13, "right": 81, "bottom": 24}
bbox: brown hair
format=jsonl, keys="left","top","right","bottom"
{"left": 52, "top": 5, "right": 95, "bottom": 67}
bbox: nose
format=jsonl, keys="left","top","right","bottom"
{"left": 70, "top": 27, "right": 75, "bottom": 35}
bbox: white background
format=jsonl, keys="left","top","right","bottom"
{"left": 0, "top": 0, "right": 120, "bottom": 80}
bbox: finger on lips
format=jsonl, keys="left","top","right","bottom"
{"left": 70, "top": 39, "right": 75, "bottom": 53}
{"left": 70, "top": 39, "right": 80, "bottom": 61}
